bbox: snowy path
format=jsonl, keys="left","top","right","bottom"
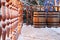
{"left": 18, "top": 24, "right": 60, "bottom": 40}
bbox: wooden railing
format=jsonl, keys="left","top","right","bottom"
{"left": 0, "top": 0, "right": 23, "bottom": 40}
{"left": 32, "top": 5, "right": 60, "bottom": 11}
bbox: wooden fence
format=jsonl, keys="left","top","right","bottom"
{"left": 0, "top": 0, "right": 23, "bottom": 40}
{"left": 26, "top": 5, "right": 60, "bottom": 28}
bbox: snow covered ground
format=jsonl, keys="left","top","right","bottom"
{"left": 18, "top": 24, "right": 60, "bottom": 40}
{"left": 51, "top": 28, "right": 60, "bottom": 34}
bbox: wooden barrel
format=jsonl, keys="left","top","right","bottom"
{"left": 33, "top": 12, "right": 60, "bottom": 28}
{"left": 33, "top": 12, "right": 46, "bottom": 28}
{"left": 48, "top": 12, "right": 60, "bottom": 27}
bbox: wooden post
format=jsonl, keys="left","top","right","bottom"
{"left": 17, "top": 1, "right": 23, "bottom": 35}
{"left": 26, "top": 6, "right": 29, "bottom": 25}
{"left": 5, "top": 0, "right": 10, "bottom": 39}
{"left": 0, "top": 14, "right": 2, "bottom": 40}
{"left": 1, "top": 0, "right": 6, "bottom": 40}
{"left": 30, "top": 5, "right": 33, "bottom": 25}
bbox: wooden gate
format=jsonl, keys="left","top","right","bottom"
{"left": 0, "top": 0, "right": 23, "bottom": 40}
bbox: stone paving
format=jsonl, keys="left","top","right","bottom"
{"left": 18, "top": 24, "right": 60, "bottom": 40}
